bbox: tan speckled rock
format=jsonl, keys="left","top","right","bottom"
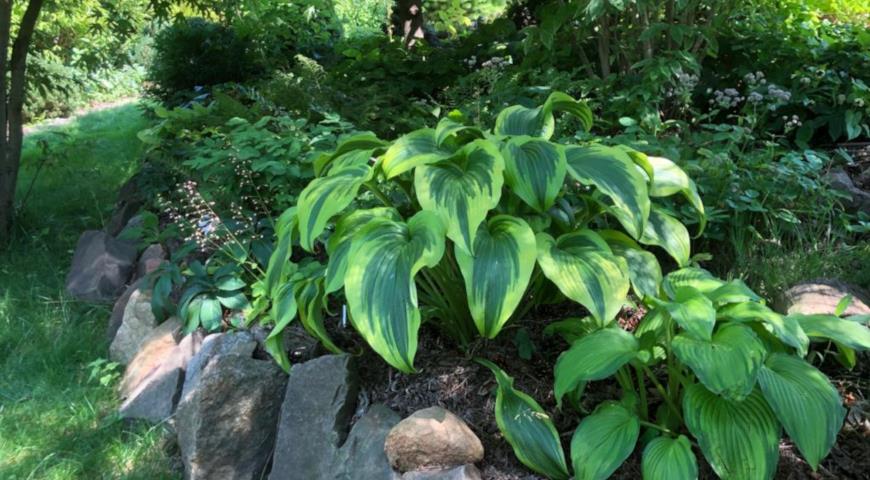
{"left": 385, "top": 407, "right": 484, "bottom": 473}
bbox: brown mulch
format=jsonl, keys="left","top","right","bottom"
{"left": 351, "top": 302, "right": 870, "bottom": 480}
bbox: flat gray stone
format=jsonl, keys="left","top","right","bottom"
{"left": 107, "top": 278, "right": 145, "bottom": 343}
{"left": 137, "top": 243, "right": 166, "bottom": 278}
{"left": 269, "top": 354, "right": 359, "bottom": 480}
{"left": 335, "top": 404, "right": 402, "bottom": 480}
{"left": 109, "top": 287, "right": 158, "bottom": 364}
{"left": 180, "top": 331, "right": 257, "bottom": 404}
{"left": 176, "top": 338, "right": 286, "bottom": 480}
{"left": 66, "top": 230, "right": 137, "bottom": 302}
{"left": 119, "top": 367, "right": 183, "bottom": 423}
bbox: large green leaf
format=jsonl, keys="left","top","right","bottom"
{"left": 565, "top": 145, "right": 651, "bottom": 239}
{"left": 665, "top": 286, "right": 716, "bottom": 341}
{"left": 683, "top": 385, "right": 781, "bottom": 480}
{"left": 663, "top": 267, "right": 724, "bottom": 297}
{"left": 646, "top": 155, "right": 706, "bottom": 234}
{"left": 639, "top": 206, "right": 691, "bottom": 267}
{"left": 344, "top": 211, "right": 446, "bottom": 372}
{"left": 757, "top": 353, "right": 845, "bottom": 470}
{"left": 718, "top": 302, "right": 809, "bottom": 356}
{"left": 706, "top": 279, "right": 762, "bottom": 305}
{"left": 792, "top": 313, "right": 870, "bottom": 351}
{"left": 380, "top": 128, "right": 456, "bottom": 178}
{"left": 266, "top": 207, "right": 298, "bottom": 295}
{"left": 455, "top": 215, "right": 536, "bottom": 338}
{"left": 297, "top": 164, "right": 373, "bottom": 251}
{"left": 501, "top": 136, "right": 566, "bottom": 212}
{"left": 570, "top": 402, "right": 639, "bottom": 480}
{"left": 291, "top": 262, "right": 341, "bottom": 354}
{"left": 494, "top": 91, "right": 593, "bottom": 139}
{"left": 324, "top": 207, "right": 401, "bottom": 294}
{"left": 672, "top": 323, "right": 766, "bottom": 401}
{"left": 641, "top": 435, "right": 698, "bottom": 480}
{"left": 600, "top": 230, "right": 662, "bottom": 299}
{"left": 554, "top": 328, "right": 638, "bottom": 404}
{"left": 536, "top": 231, "right": 630, "bottom": 325}
{"left": 478, "top": 359, "right": 570, "bottom": 480}
{"left": 313, "top": 132, "right": 386, "bottom": 176}
{"left": 415, "top": 139, "right": 504, "bottom": 254}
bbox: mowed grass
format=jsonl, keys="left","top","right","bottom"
{"left": 0, "top": 101, "right": 178, "bottom": 479}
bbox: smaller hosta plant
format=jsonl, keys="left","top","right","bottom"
{"left": 177, "top": 260, "right": 249, "bottom": 332}
{"left": 262, "top": 92, "right": 706, "bottom": 373}
{"left": 482, "top": 267, "right": 870, "bottom": 480}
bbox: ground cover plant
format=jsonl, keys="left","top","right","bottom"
{"left": 3, "top": 1, "right": 870, "bottom": 479}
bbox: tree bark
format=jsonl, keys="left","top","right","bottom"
{"left": 0, "top": 0, "right": 44, "bottom": 244}
{"left": 597, "top": 14, "right": 611, "bottom": 78}
{"left": 394, "top": 0, "right": 425, "bottom": 48}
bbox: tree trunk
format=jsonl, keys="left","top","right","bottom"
{"left": 0, "top": 0, "right": 44, "bottom": 244}
{"left": 597, "top": 14, "right": 611, "bottom": 78}
{"left": 394, "top": 0, "right": 425, "bottom": 48}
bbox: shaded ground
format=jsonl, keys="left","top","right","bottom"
{"left": 0, "top": 100, "right": 178, "bottom": 479}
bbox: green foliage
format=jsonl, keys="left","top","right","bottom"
{"left": 257, "top": 93, "right": 704, "bottom": 374}
{"left": 483, "top": 263, "right": 869, "bottom": 479}
{"left": 147, "top": 18, "right": 262, "bottom": 102}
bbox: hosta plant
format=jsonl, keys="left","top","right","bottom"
{"left": 259, "top": 91, "right": 706, "bottom": 373}
{"left": 481, "top": 267, "right": 870, "bottom": 479}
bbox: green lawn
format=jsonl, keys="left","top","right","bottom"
{"left": 0, "top": 101, "right": 178, "bottom": 479}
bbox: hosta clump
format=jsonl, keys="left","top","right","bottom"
{"left": 256, "top": 91, "right": 706, "bottom": 373}
{"left": 258, "top": 91, "right": 706, "bottom": 373}
{"left": 482, "top": 267, "right": 870, "bottom": 479}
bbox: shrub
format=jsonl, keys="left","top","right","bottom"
{"left": 147, "top": 18, "right": 262, "bottom": 102}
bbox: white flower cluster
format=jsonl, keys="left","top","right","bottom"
{"left": 782, "top": 114, "right": 802, "bottom": 130}
{"left": 666, "top": 71, "right": 699, "bottom": 98}
{"left": 710, "top": 88, "right": 743, "bottom": 108}
{"left": 463, "top": 55, "right": 478, "bottom": 68}
{"left": 481, "top": 56, "right": 512, "bottom": 69}
{"left": 767, "top": 85, "right": 791, "bottom": 102}
{"left": 744, "top": 71, "right": 767, "bottom": 85}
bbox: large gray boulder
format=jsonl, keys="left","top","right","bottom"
{"left": 119, "top": 322, "right": 204, "bottom": 423}
{"left": 779, "top": 279, "right": 870, "bottom": 317}
{"left": 107, "top": 278, "right": 145, "bottom": 343}
{"left": 828, "top": 168, "right": 870, "bottom": 214}
{"left": 176, "top": 331, "right": 286, "bottom": 480}
{"left": 109, "top": 286, "right": 158, "bottom": 364}
{"left": 269, "top": 354, "right": 359, "bottom": 480}
{"left": 137, "top": 243, "right": 167, "bottom": 279}
{"left": 66, "top": 230, "right": 137, "bottom": 302}
{"left": 335, "top": 404, "right": 402, "bottom": 480}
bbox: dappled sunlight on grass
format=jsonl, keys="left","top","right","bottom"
{"left": 0, "top": 100, "right": 179, "bottom": 479}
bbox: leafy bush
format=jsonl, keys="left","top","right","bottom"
{"left": 254, "top": 92, "right": 706, "bottom": 374}
{"left": 482, "top": 271, "right": 870, "bottom": 478}
{"left": 147, "top": 18, "right": 262, "bottom": 102}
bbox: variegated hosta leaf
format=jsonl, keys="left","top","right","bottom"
{"left": 646, "top": 155, "right": 706, "bottom": 234}
{"left": 344, "top": 211, "right": 446, "bottom": 372}
{"left": 536, "top": 230, "right": 630, "bottom": 325}
{"left": 291, "top": 262, "right": 341, "bottom": 354}
{"left": 663, "top": 267, "right": 724, "bottom": 297}
{"left": 434, "top": 116, "right": 484, "bottom": 146}
{"left": 642, "top": 435, "right": 698, "bottom": 480}
{"left": 600, "top": 230, "right": 662, "bottom": 299}
{"left": 683, "top": 385, "right": 781, "bottom": 480}
{"left": 297, "top": 164, "right": 373, "bottom": 251}
{"left": 565, "top": 145, "right": 650, "bottom": 239}
{"left": 494, "top": 91, "right": 592, "bottom": 139}
{"left": 266, "top": 282, "right": 298, "bottom": 372}
{"left": 266, "top": 207, "right": 298, "bottom": 295}
{"left": 665, "top": 286, "right": 716, "bottom": 341}
{"left": 672, "top": 323, "right": 766, "bottom": 401}
{"left": 640, "top": 206, "right": 691, "bottom": 267}
{"left": 554, "top": 328, "right": 638, "bottom": 405}
{"left": 415, "top": 140, "right": 504, "bottom": 254}
{"left": 706, "top": 279, "right": 762, "bottom": 305}
{"left": 570, "top": 402, "right": 639, "bottom": 480}
{"left": 757, "top": 353, "right": 845, "bottom": 470}
{"left": 380, "top": 128, "right": 456, "bottom": 179}
{"left": 478, "top": 359, "right": 570, "bottom": 480}
{"left": 718, "top": 302, "right": 809, "bottom": 356}
{"left": 324, "top": 207, "right": 401, "bottom": 294}
{"left": 501, "top": 136, "right": 566, "bottom": 212}
{"left": 792, "top": 313, "right": 870, "bottom": 351}
{"left": 313, "top": 132, "right": 387, "bottom": 176}
{"left": 455, "top": 215, "right": 536, "bottom": 338}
